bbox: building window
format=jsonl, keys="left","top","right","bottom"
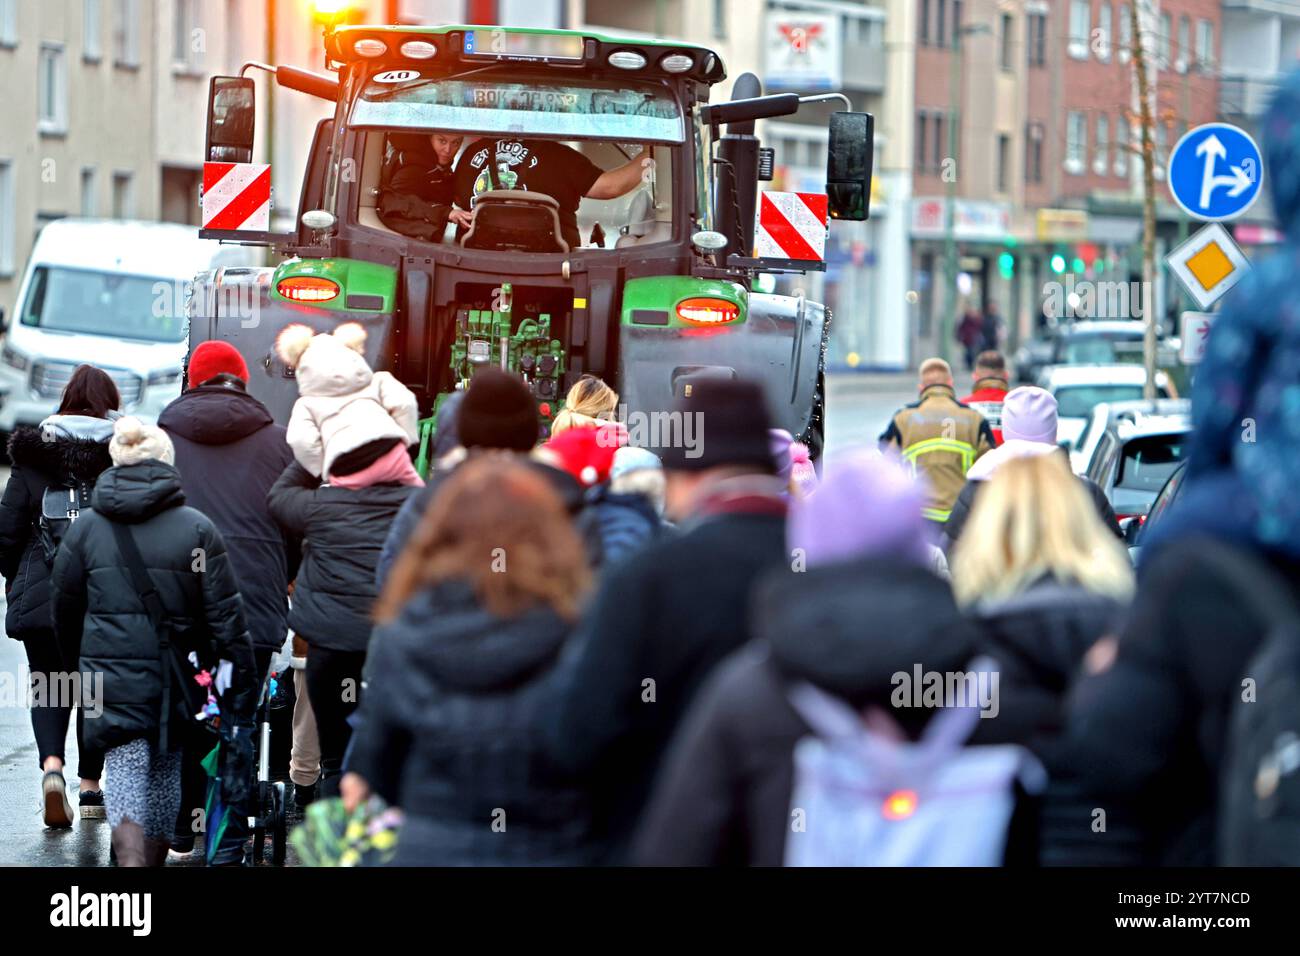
{"left": 38, "top": 44, "right": 68, "bottom": 135}
{"left": 937, "top": 0, "right": 947, "bottom": 48}
{"left": 1115, "top": 115, "right": 1129, "bottom": 177}
{"left": 1025, "top": 122, "right": 1044, "bottom": 184}
{"left": 112, "top": 172, "right": 134, "bottom": 218}
{"left": 0, "top": 160, "right": 13, "bottom": 276}
{"left": 0, "top": 0, "right": 16, "bottom": 47}
{"left": 1027, "top": 11, "right": 1046, "bottom": 67}
{"left": 1196, "top": 19, "right": 1213, "bottom": 68}
{"left": 174, "top": 0, "right": 203, "bottom": 71}
{"left": 1000, "top": 13, "right": 1014, "bottom": 70}
{"left": 1094, "top": 115, "right": 1110, "bottom": 175}
{"left": 1176, "top": 15, "right": 1190, "bottom": 72}
{"left": 83, "top": 0, "right": 102, "bottom": 61}
{"left": 1066, "top": 111, "right": 1087, "bottom": 174}
{"left": 919, "top": 0, "right": 929, "bottom": 46}
{"left": 1069, "top": 0, "right": 1090, "bottom": 59}
{"left": 1157, "top": 12, "right": 1171, "bottom": 70}
{"left": 1118, "top": 4, "right": 1131, "bottom": 63}
{"left": 997, "top": 134, "right": 1010, "bottom": 193}
{"left": 915, "top": 111, "right": 928, "bottom": 172}
{"left": 712, "top": 0, "right": 725, "bottom": 40}
{"left": 114, "top": 0, "right": 140, "bottom": 67}
{"left": 1097, "top": 4, "right": 1112, "bottom": 63}
{"left": 80, "top": 167, "right": 97, "bottom": 217}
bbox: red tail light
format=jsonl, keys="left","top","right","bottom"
{"left": 676, "top": 297, "right": 739, "bottom": 326}
{"left": 277, "top": 275, "right": 340, "bottom": 303}
{"left": 1115, "top": 513, "right": 1146, "bottom": 525}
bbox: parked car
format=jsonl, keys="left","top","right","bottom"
{"left": 1072, "top": 397, "right": 1191, "bottom": 474}
{"left": 1124, "top": 460, "right": 1188, "bottom": 563}
{"left": 0, "top": 219, "right": 258, "bottom": 433}
{"left": 1083, "top": 408, "right": 1193, "bottom": 523}
{"left": 1037, "top": 364, "right": 1176, "bottom": 458}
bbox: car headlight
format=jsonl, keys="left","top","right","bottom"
{"left": 1, "top": 344, "right": 29, "bottom": 372}
{"left": 147, "top": 367, "right": 183, "bottom": 386}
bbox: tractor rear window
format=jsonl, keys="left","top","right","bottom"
{"left": 353, "top": 76, "right": 684, "bottom": 143}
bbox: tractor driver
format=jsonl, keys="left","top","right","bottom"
{"left": 377, "top": 132, "right": 464, "bottom": 241}
{"left": 448, "top": 138, "right": 652, "bottom": 250}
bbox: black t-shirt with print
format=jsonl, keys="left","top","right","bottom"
{"left": 453, "top": 138, "right": 604, "bottom": 250}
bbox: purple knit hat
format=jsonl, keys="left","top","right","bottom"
{"left": 788, "top": 450, "right": 929, "bottom": 568}
{"left": 1002, "top": 386, "right": 1059, "bottom": 445}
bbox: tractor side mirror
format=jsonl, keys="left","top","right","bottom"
{"left": 826, "top": 111, "right": 873, "bottom": 222}
{"left": 206, "top": 76, "right": 257, "bottom": 164}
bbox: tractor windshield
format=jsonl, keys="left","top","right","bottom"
{"left": 352, "top": 74, "right": 684, "bottom": 143}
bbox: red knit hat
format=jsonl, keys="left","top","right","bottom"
{"left": 542, "top": 424, "right": 622, "bottom": 486}
{"left": 188, "top": 340, "right": 250, "bottom": 388}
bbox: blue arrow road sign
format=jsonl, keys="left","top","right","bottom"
{"left": 1167, "top": 123, "right": 1263, "bottom": 221}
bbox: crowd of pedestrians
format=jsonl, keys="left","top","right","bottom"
{"left": 2, "top": 265, "right": 1296, "bottom": 865}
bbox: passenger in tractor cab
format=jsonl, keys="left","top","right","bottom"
{"left": 448, "top": 138, "right": 652, "bottom": 251}
{"left": 377, "top": 132, "right": 464, "bottom": 242}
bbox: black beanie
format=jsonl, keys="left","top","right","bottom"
{"left": 658, "top": 378, "right": 776, "bottom": 473}
{"left": 457, "top": 369, "right": 539, "bottom": 452}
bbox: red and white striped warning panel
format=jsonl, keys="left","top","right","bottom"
{"left": 202, "top": 162, "right": 271, "bottom": 231}
{"left": 754, "top": 191, "right": 829, "bottom": 261}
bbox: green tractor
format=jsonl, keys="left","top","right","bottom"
{"left": 189, "top": 23, "right": 873, "bottom": 467}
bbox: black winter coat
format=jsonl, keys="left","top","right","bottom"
{"left": 632, "top": 559, "right": 1041, "bottom": 867}
{"left": 0, "top": 426, "right": 113, "bottom": 640}
{"left": 348, "top": 581, "right": 596, "bottom": 865}
{"left": 159, "top": 383, "right": 298, "bottom": 651}
{"left": 267, "top": 461, "right": 416, "bottom": 652}
{"left": 544, "top": 493, "right": 787, "bottom": 859}
{"left": 969, "top": 577, "right": 1128, "bottom": 760}
{"left": 51, "top": 461, "right": 257, "bottom": 753}
{"left": 1048, "top": 539, "right": 1300, "bottom": 865}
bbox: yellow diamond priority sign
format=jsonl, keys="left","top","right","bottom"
{"left": 1165, "top": 222, "right": 1251, "bottom": 310}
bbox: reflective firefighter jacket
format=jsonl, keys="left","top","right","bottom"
{"left": 879, "top": 384, "right": 995, "bottom": 522}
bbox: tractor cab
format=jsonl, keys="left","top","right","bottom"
{"left": 190, "top": 24, "right": 873, "bottom": 463}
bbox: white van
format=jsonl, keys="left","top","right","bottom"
{"left": 0, "top": 219, "right": 257, "bottom": 431}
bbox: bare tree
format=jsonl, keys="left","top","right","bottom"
{"left": 1129, "top": 1, "right": 1160, "bottom": 399}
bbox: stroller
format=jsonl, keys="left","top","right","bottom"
{"left": 246, "top": 666, "right": 291, "bottom": 866}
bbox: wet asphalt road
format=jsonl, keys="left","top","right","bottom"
{"left": 0, "top": 371, "right": 916, "bottom": 867}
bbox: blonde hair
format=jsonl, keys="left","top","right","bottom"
{"left": 919, "top": 357, "right": 953, "bottom": 387}
{"left": 551, "top": 375, "right": 618, "bottom": 436}
{"left": 951, "top": 453, "right": 1134, "bottom": 607}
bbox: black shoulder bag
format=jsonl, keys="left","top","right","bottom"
{"left": 109, "top": 521, "right": 217, "bottom": 752}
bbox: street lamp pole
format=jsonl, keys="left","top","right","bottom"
{"left": 941, "top": 24, "right": 989, "bottom": 367}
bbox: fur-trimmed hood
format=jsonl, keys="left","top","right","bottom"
{"left": 7, "top": 423, "right": 114, "bottom": 485}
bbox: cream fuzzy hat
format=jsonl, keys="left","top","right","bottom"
{"left": 110, "top": 416, "right": 175, "bottom": 467}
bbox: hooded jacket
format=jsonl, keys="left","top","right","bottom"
{"left": 267, "top": 461, "right": 416, "bottom": 652}
{"left": 942, "top": 441, "right": 1120, "bottom": 549}
{"left": 159, "top": 383, "right": 298, "bottom": 650}
{"left": 281, "top": 326, "right": 419, "bottom": 480}
{"left": 0, "top": 418, "right": 115, "bottom": 640}
{"left": 632, "top": 559, "right": 1042, "bottom": 866}
{"left": 50, "top": 461, "right": 257, "bottom": 753}
{"left": 347, "top": 581, "right": 596, "bottom": 865}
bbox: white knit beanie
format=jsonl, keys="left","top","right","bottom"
{"left": 110, "top": 416, "right": 175, "bottom": 467}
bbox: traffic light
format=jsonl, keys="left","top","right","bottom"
{"left": 1072, "top": 257, "right": 1086, "bottom": 275}
{"left": 1050, "top": 254, "right": 1066, "bottom": 274}
{"left": 998, "top": 251, "right": 1015, "bottom": 279}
